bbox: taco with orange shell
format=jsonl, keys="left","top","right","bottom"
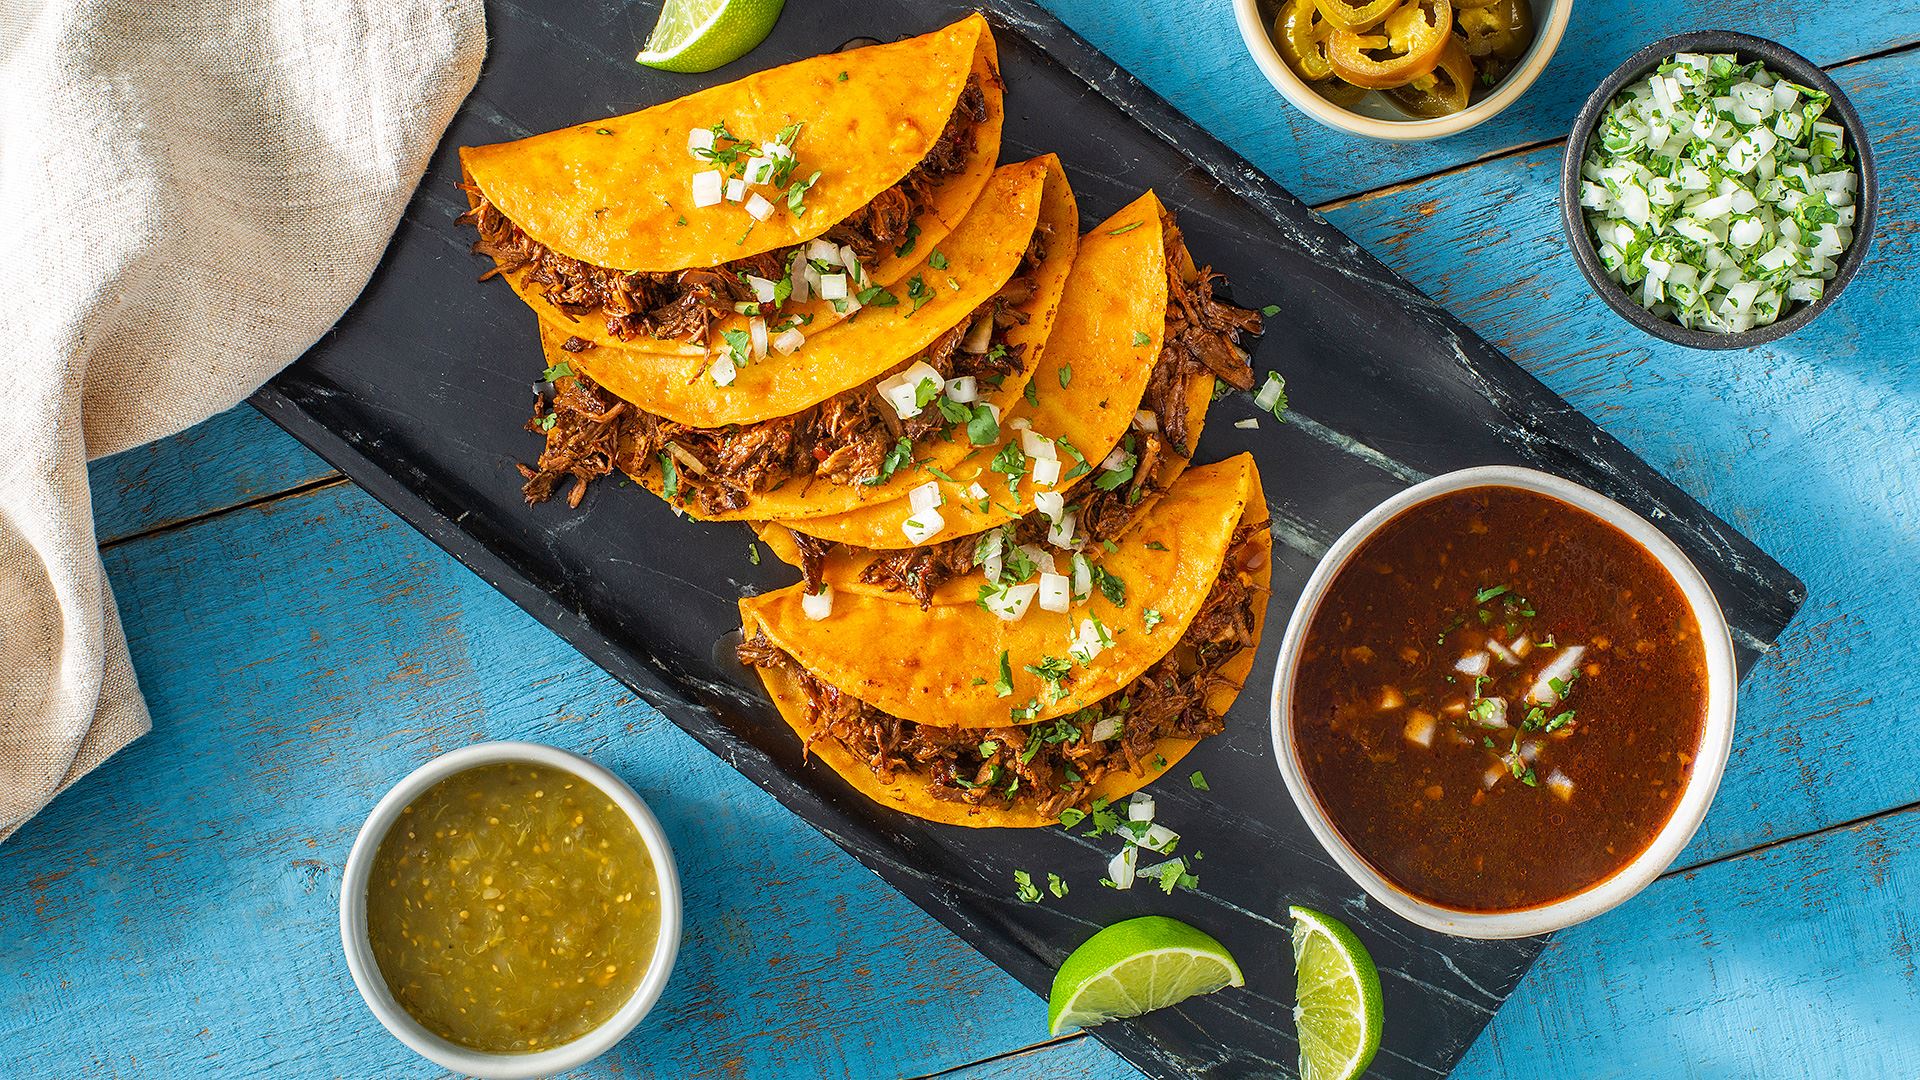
{"left": 752, "top": 192, "right": 1264, "bottom": 606}
{"left": 518, "top": 155, "right": 1078, "bottom": 512}
{"left": 460, "top": 15, "right": 1003, "bottom": 361}
{"left": 736, "top": 455, "right": 1271, "bottom": 827}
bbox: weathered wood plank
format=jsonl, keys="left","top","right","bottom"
{"left": 932, "top": 802, "right": 1920, "bottom": 1079}
{"left": 0, "top": 479, "right": 1121, "bottom": 1080}
{"left": 87, "top": 404, "right": 335, "bottom": 545}
{"left": 1038, "top": 0, "right": 1920, "bottom": 206}
{"left": 1317, "top": 47, "right": 1920, "bottom": 865}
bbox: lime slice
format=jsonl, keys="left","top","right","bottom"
{"left": 1047, "top": 916, "right": 1245, "bottom": 1036}
{"left": 1289, "top": 906, "right": 1384, "bottom": 1080}
{"left": 636, "top": 0, "right": 786, "bottom": 74}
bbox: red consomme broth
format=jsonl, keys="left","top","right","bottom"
{"left": 1291, "top": 485, "right": 1709, "bottom": 912}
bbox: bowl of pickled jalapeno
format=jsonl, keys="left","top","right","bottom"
{"left": 1232, "top": 0, "right": 1571, "bottom": 139}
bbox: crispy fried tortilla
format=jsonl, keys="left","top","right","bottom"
{"left": 752, "top": 193, "right": 1263, "bottom": 606}
{"left": 461, "top": 15, "right": 1003, "bottom": 358}
{"left": 737, "top": 455, "right": 1271, "bottom": 826}
{"left": 522, "top": 156, "right": 1080, "bottom": 516}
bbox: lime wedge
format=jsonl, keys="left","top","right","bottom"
{"left": 1047, "top": 916, "right": 1244, "bottom": 1036}
{"left": 636, "top": 0, "right": 785, "bottom": 74}
{"left": 1289, "top": 906, "right": 1384, "bottom": 1080}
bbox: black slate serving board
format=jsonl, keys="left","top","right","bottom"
{"left": 255, "top": 2, "right": 1807, "bottom": 1076}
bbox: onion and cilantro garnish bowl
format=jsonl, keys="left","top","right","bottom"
{"left": 1560, "top": 31, "right": 1878, "bottom": 349}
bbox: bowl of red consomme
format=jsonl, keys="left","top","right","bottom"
{"left": 1270, "top": 466, "right": 1737, "bottom": 938}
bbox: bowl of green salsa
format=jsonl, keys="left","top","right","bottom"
{"left": 340, "top": 743, "right": 682, "bottom": 1078}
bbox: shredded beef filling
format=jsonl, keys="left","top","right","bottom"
{"left": 459, "top": 78, "right": 988, "bottom": 346}
{"left": 791, "top": 214, "right": 1261, "bottom": 605}
{"left": 738, "top": 522, "right": 1264, "bottom": 818}
{"left": 517, "top": 243, "right": 1042, "bottom": 513}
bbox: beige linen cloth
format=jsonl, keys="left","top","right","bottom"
{"left": 0, "top": 0, "right": 486, "bottom": 841}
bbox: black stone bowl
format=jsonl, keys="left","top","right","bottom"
{"left": 1559, "top": 31, "right": 1879, "bottom": 350}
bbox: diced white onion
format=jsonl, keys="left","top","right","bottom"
{"left": 1021, "top": 429, "right": 1057, "bottom": 461}
{"left": 800, "top": 585, "right": 833, "bottom": 621}
{"left": 1099, "top": 447, "right": 1131, "bottom": 471}
{"left": 1133, "top": 410, "right": 1158, "bottom": 432}
{"left": 1034, "top": 491, "right": 1065, "bottom": 522}
{"left": 1069, "top": 552, "right": 1092, "bottom": 601}
{"left": 1008, "top": 416, "right": 1030, "bottom": 431}
{"left": 1047, "top": 511, "right": 1077, "bottom": 550}
{"left": 1019, "top": 544, "right": 1056, "bottom": 575}
{"left": 901, "top": 510, "right": 944, "bottom": 545}
{"left": 1454, "top": 652, "right": 1490, "bottom": 676}
{"left": 908, "top": 481, "right": 943, "bottom": 515}
{"left": 743, "top": 155, "right": 772, "bottom": 184}
{"left": 1234, "top": 418, "right": 1259, "bottom": 430}
{"left": 687, "top": 128, "right": 716, "bottom": 155}
{"left": 874, "top": 361, "right": 944, "bottom": 420}
{"left": 1379, "top": 687, "right": 1404, "bottom": 711}
{"left": 818, "top": 273, "right": 848, "bottom": 300}
{"left": 1526, "top": 645, "right": 1588, "bottom": 705}
{"left": 1486, "top": 638, "right": 1520, "bottom": 666}
{"left": 691, "top": 169, "right": 724, "bottom": 207}
{"left": 1253, "top": 373, "right": 1285, "bottom": 411}
{"left": 964, "top": 481, "right": 988, "bottom": 501}
{"left": 724, "top": 177, "right": 746, "bottom": 203}
{"left": 1137, "top": 824, "right": 1179, "bottom": 853}
{"left": 1090, "top": 716, "right": 1122, "bottom": 742}
{"left": 744, "top": 192, "right": 774, "bottom": 222}
{"left": 1510, "top": 635, "right": 1534, "bottom": 659}
{"left": 772, "top": 326, "right": 806, "bottom": 355}
{"left": 1546, "top": 769, "right": 1575, "bottom": 801}
{"left": 748, "top": 317, "right": 768, "bottom": 361}
{"left": 944, "top": 376, "right": 979, "bottom": 403}
{"left": 1403, "top": 710, "right": 1436, "bottom": 749}
{"left": 1474, "top": 697, "right": 1510, "bottom": 729}
{"left": 1031, "top": 457, "right": 1061, "bottom": 487}
{"left": 807, "top": 238, "right": 840, "bottom": 263}
{"left": 978, "top": 529, "right": 1004, "bottom": 581}
{"left": 1037, "top": 572, "right": 1071, "bottom": 612}
{"left": 745, "top": 275, "right": 779, "bottom": 303}
{"left": 986, "top": 582, "right": 1036, "bottom": 621}
{"left": 1108, "top": 846, "right": 1137, "bottom": 890}
{"left": 709, "top": 355, "right": 737, "bottom": 387}
{"left": 1128, "top": 792, "right": 1156, "bottom": 822}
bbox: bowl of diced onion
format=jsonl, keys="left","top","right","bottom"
{"left": 1560, "top": 31, "right": 1877, "bottom": 348}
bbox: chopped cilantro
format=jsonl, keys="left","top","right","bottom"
{"left": 786, "top": 169, "right": 821, "bottom": 215}
{"left": 1476, "top": 584, "right": 1512, "bottom": 603}
{"left": 866, "top": 437, "right": 913, "bottom": 485}
{"left": 905, "top": 274, "right": 933, "bottom": 315}
{"left": 1260, "top": 304, "right": 1281, "bottom": 316}
{"left": 594, "top": 127, "right": 612, "bottom": 135}
{"left": 1014, "top": 869, "right": 1042, "bottom": 903}
{"left": 1090, "top": 564, "right": 1126, "bottom": 607}
{"left": 657, "top": 451, "right": 679, "bottom": 501}
{"left": 966, "top": 405, "right": 1000, "bottom": 447}
{"left": 536, "top": 414, "right": 557, "bottom": 433}
{"left": 1058, "top": 807, "right": 1086, "bottom": 828}
{"left": 929, "top": 249, "right": 949, "bottom": 270}
{"left": 1189, "top": 770, "right": 1209, "bottom": 791}
{"left": 893, "top": 221, "right": 920, "bottom": 258}
{"left": 1107, "top": 220, "right": 1144, "bottom": 236}
{"left": 978, "top": 739, "right": 1001, "bottom": 757}
{"left": 747, "top": 543, "right": 760, "bottom": 565}
{"left": 540, "top": 360, "right": 574, "bottom": 382}
{"left": 1152, "top": 754, "right": 1168, "bottom": 770}
{"left": 1024, "top": 380, "right": 1039, "bottom": 406}
{"left": 1145, "top": 540, "right": 1168, "bottom": 551}
{"left": 1142, "top": 608, "right": 1164, "bottom": 633}
{"left": 856, "top": 284, "right": 898, "bottom": 307}
{"left": 721, "top": 328, "right": 751, "bottom": 366}
{"left": 1059, "top": 363, "right": 1071, "bottom": 388}
{"left": 1047, "top": 873, "right": 1068, "bottom": 899}
{"left": 1132, "top": 331, "right": 1150, "bottom": 347}
{"left": 993, "top": 650, "right": 1014, "bottom": 698}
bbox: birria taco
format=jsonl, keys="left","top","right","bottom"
{"left": 736, "top": 455, "right": 1271, "bottom": 827}
{"left": 519, "top": 155, "right": 1078, "bottom": 512}
{"left": 459, "top": 15, "right": 1003, "bottom": 360}
{"left": 754, "top": 192, "right": 1263, "bottom": 606}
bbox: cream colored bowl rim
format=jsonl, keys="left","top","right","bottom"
{"left": 338, "top": 741, "right": 683, "bottom": 1079}
{"left": 1267, "top": 466, "right": 1737, "bottom": 938}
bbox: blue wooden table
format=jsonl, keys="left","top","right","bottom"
{"left": 6, "top": 2, "right": 1919, "bottom": 1076}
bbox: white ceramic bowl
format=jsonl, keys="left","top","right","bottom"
{"left": 1269, "top": 466, "right": 1736, "bottom": 938}
{"left": 1231, "top": 0, "right": 1573, "bottom": 141}
{"left": 339, "top": 742, "right": 683, "bottom": 1078}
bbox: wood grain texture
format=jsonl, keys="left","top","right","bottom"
{"left": 27, "top": 3, "right": 1919, "bottom": 1078}
{"left": 1319, "top": 46, "right": 1920, "bottom": 866}
{"left": 88, "top": 403, "right": 335, "bottom": 544}
{"left": 1038, "top": 0, "right": 1920, "bottom": 206}
{"left": 0, "top": 480, "right": 1079, "bottom": 1080}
